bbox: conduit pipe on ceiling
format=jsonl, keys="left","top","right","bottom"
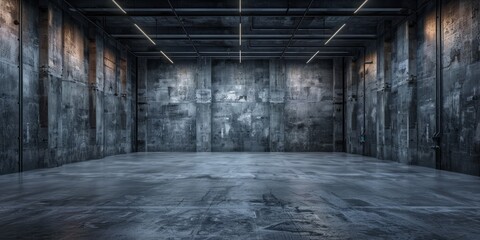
{"left": 280, "top": 0, "right": 315, "bottom": 58}
{"left": 167, "top": 0, "right": 200, "bottom": 56}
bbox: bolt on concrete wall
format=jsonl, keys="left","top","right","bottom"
{"left": 0, "top": 0, "right": 137, "bottom": 174}
{"left": 138, "top": 58, "right": 343, "bottom": 152}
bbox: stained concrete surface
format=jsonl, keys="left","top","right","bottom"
{"left": 138, "top": 59, "right": 341, "bottom": 152}
{"left": 345, "top": 0, "right": 480, "bottom": 175}
{"left": 0, "top": 0, "right": 136, "bottom": 175}
{"left": 1, "top": 153, "right": 479, "bottom": 239}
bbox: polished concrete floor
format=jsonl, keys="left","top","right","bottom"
{"left": 1, "top": 153, "right": 480, "bottom": 239}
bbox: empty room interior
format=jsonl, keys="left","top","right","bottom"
{"left": 1, "top": 0, "right": 480, "bottom": 239}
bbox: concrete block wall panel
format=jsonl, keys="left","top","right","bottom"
{"left": 211, "top": 60, "right": 271, "bottom": 152}
{"left": 415, "top": 1, "right": 437, "bottom": 168}
{"left": 0, "top": 0, "right": 21, "bottom": 173}
{"left": 22, "top": 0, "right": 42, "bottom": 170}
{"left": 345, "top": 0, "right": 480, "bottom": 176}
{"left": 142, "top": 60, "right": 197, "bottom": 152}
{"left": 332, "top": 58, "right": 345, "bottom": 152}
{"left": 138, "top": 59, "right": 340, "bottom": 152}
{"left": 364, "top": 44, "right": 379, "bottom": 158}
{"left": 440, "top": 0, "right": 480, "bottom": 175}
{"left": 345, "top": 56, "right": 364, "bottom": 155}
{"left": 195, "top": 57, "right": 212, "bottom": 152}
{"left": 0, "top": 0, "right": 136, "bottom": 174}
{"left": 269, "top": 59, "right": 286, "bottom": 152}
{"left": 285, "top": 60, "right": 335, "bottom": 151}
{"left": 137, "top": 58, "right": 148, "bottom": 152}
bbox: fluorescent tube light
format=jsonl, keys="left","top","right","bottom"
{"left": 239, "top": 23, "right": 242, "bottom": 46}
{"left": 134, "top": 24, "right": 156, "bottom": 45}
{"left": 112, "top": 0, "right": 127, "bottom": 14}
{"left": 239, "top": 50, "right": 242, "bottom": 63}
{"left": 325, "top": 23, "right": 346, "bottom": 45}
{"left": 239, "top": 0, "right": 242, "bottom": 13}
{"left": 160, "top": 51, "right": 174, "bottom": 64}
{"left": 306, "top": 51, "right": 320, "bottom": 64}
{"left": 354, "top": 0, "right": 369, "bottom": 14}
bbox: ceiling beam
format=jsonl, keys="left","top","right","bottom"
{"left": 72, "top": 7, "right": 409, "bottom": 17}
{"left": 137, "top": 55, "right": 353, "bottom": 59}
{"left": 111, "top": 34, "right": 377, "bottom": 40}
{"left": 134, "top": 51, "right": 351, "bottom": 54}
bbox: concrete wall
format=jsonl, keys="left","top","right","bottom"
{"left": 345, "top": 0, "right": 480, "bottom": 176}
{"left": 0, "top": 0, "right": 136, "bottom": 174}
{"left": 138, "top": 58, "right": 342, "bottom": 152}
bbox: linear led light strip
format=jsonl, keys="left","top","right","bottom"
{"left": 325, "top": 23, "right": 346, "bottom": 45}
{"left": 306, "top": 51, "right": 320, "bottom": 64}
{"left": 112, "top": 0, "right": 127, "bottom": 14}
{"left": 239, "top": 0, "right": 242, "bottom": 63}
{"left": 134, "top": 23, "right": 156, "bottom": 45}
{"left": 239, "top": 23, "right": 242, "bottom": 46}
{"left": 354, "top": 0, "right": 369, "bottom": 14}
{"left": 306, "top": 0, "right": 368, "bottom": 64}
{"left": 160, "top": 51, "right": 174, "bottom": 64}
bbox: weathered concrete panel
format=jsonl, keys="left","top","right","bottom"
{"left": 196, "top": 57, "right": 212, "bottom": 152}
{"left": 139, "top": 59, "right": 337, "bottom": 153}
{"left": 141, "top": 60, "right": 197, "bottom": 151}
{"left": 285, "top": 60, "right": 334, "bottom": 152}
{"left": 0, "top": 0, "right": 20, "bottom": 173}
{"left": 212, "top": 60, "right": 270, "bottom": 151}
{"left": 0, "top": 0, "right": 136, "bottom": 174}
{"left": 345, "top": 0, "right": 480, "bottom": 176}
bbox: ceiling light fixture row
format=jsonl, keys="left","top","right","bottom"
{"left": 306, "top": 0, "right": 368, "bottom": 64}
{"left": 112, "top": 0, "right": 174, "bottom": 64}
{"left": 239, "top": 0, "right": 242, "bottom": 63}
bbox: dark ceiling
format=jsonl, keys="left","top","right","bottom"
{"left": 65, "top": 0, "right": 416, "bottom": 60}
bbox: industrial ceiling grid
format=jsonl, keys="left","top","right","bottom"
{"left": 69, "top": 0, "right": 410, "bottom": 63}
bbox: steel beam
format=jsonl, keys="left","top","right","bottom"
{"left": 110, "top": 34, "right": 377, "bottom": 40}
{"left": 72, "top": 7, "right": 409, "bottom": 17}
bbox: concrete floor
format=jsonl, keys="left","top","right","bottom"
{"left": 0, "top": 153, "right": 480, "bottom": 239}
